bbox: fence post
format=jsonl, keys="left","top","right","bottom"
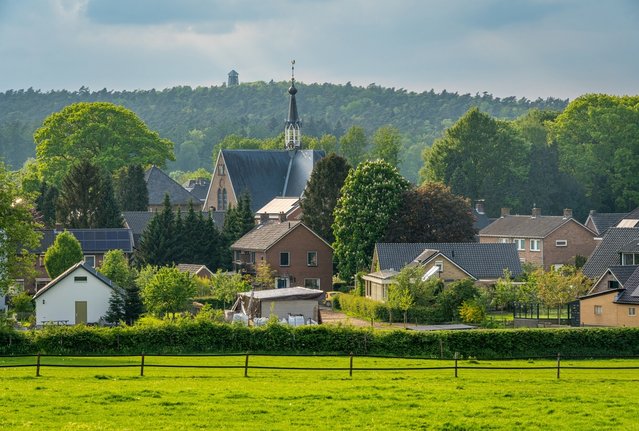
{"left": 244, "top": 353, "right": 249, "bottom": 377}
{"left": 454, "top": 352, "right": 458, "bottom": 378}
{"left": 349, "top": 352, "right": 354, "bottom": 377}
{"left": 140, "top": 353, "right": 145, "bottom": 377}
{"left": 556, "top": 353, "right": 561, "bottom": 379}
{"left": 440, "top": 339, "right": 444, "bottom": 359}
{"left": 36, "top": 353, "right": 41, "bottom": 377}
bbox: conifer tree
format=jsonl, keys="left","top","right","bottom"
{"left": 104, "top": 289, "right": 125, "bottom": 324}
{"left": 95, "top": 171, "right": 124, "bottom": 228}
{"left": 36, "top": 181, "right": 58, "bottom": 228}
{"left": 135, "top": 194, "right": 176, "bottom": 266}
{"left": 114, "top": 164, "right": 149, "bottom": 211}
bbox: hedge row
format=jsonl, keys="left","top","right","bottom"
{"left": 338, "top": 294, "right": 443, "bottom": 324}
{"left": 3, "top": 322, "right": 639, "bottom": 358}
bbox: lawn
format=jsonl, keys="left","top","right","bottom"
{"left": 1, "top": 355, "right": 638, "bottom": 430}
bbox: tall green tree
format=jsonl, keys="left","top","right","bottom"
{"left": 550, "top": 94, "right": 639, "bottom": 213}
{"left": 421, "top": 108, "right": 528, "bottom": 217}
{"left": 56, "top": 160, "right": 123, "bottom": 228}
{"left": 98, "top": 249, "right": 143, "bottom": 324}
{"left": 0, "top": 162, "right": 41, "bottom": 294}
{"left": 43, "top": 231, "right": 83, "bottom": 279}
{"left": 384, "top": 182, "right": 475, "bottom": 243}
{"left": 371, "top": 125, "right": 402, "bottom": 167}
{"left": 221, "top": 194, "right": 254, "bottom": 269}
{"left": 300, "top": 153, "right": 351, "bottom": 244}
{"left": 34, "top": 102, "right": 174, "bottom": 186}
{"left": 114, "top": 164, "right": 149, "bottom": 211}
{"left": 141, "top": 266, "right": 197, "bottom": 317}
{"left": 333, "top": 160, "right": 409, "bottom": 282}
{"left": 135, "top": 194, "right": 176, "bottom": 266}
{"left": 339, "top": 126, "right": 368, "bottom": 166}
{"left": 35, "top": 181, "right": 58, "bottom": 228}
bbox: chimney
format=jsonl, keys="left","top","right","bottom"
{"left": 259, "top": 212, "right": 269, "bottom": 224}
{"left": 475, "top": 199, "right": 485, "bottom": 215}
{"left": 54, "top": 223, "right": 63, "bottom": 233}
{"left": 500, "top": 208, "right": 511, "bottom": 218}
{"left": 279, "top": 211, "right": 287, "bottom": 223}
{"left": 563, "top": 208, "right": 573, "bottom": 219}
{"left": 531, "top": 207, "right": 541, "bottom": 218}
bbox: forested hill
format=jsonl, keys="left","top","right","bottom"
{"left": 0, "top": 82, "right": 567, "bottom": 181}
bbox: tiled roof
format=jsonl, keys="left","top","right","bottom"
{"left": 586, "top": 212, "right": 627, "bottom": 235}
{"left": 479, "top": 215, "right": 576, "bottom": 238}
{"left": 473, "top": 209, "right": 492, "bottom": 231}
{"left": 34, "top": 229, "right": 133, "bottom": 254}
{"left": 183, "top": 179, "right": 210, "bottom": 202}
{"left": 145, "top": 165, "right": 200, "bottom": 206}
{"left": 177, "top": 264, "right": 213, "bottom": 277}
{"left": 255, "top": 197, "right": 300, "bottom": 216}
{"left": 608, "top": 265, "right": 639, "bottom": 286}
{"left": 374, "top": 242, "right": 522, "bottom": 279}
{"left": 231, "top": 220, "right": 303, "bottom": 251}
{"left": 33, "top": 261, "right": 115, "bottom": 299}
{"left": 582, "top": 228, "right": 639, "bottom": 278}
{"left": 615, "top": 266, "right": 639, "bottom": 304}
{"left": 220, "top": 149, "right": 324, "bottom": 212}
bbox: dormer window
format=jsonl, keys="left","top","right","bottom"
{"left": 622, "top": 253, "right": 639, "bottom": 265}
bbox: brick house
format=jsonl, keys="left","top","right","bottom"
{"left": 580, "top": 265, "right": 639, "bottom": 326}
{"left": 478, "top": 208, "right": 597, "bottom": 269}
{"left": 231, "top": 220, "right": 333, "bottom": 292}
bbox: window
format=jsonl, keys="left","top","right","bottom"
{"left": 304, "top": 278, "right": 320, "bottom": 290}
{"left": 234, "top": 250, "right": 241, "bottom": 262}
{"left": 35, "top": 279, "right": 50, "bottom": 291}
{"left": 519, "top": 258, "right": 526, "bottom": 263}
{"left": 276, "top": 277, "right": 289, "bottom": 289}
{"left": 498, "top": 238, "right": 510, "bottom": 244}
{"left": 74, "top": 276, "right": 87, "bottom": 283}
{"left": 594, "top": 305, "right": 603, "bottom": 315}
{"left": 530, "top": 239, "right": 541, "bottom": 252}
{"left": 249, "top": 252, "right": 256, "bottom": 264}
{"left": 555, "top": 240, "right": 568, "bottom": 247}
{"left": 629, "top": 307, "right": 636, "bottom": 317}
{"left": 622, "top": 253, "right": 639, "bottom": 265}
{"left": 217, "top": 188, "right": 228, "bottom": 211}
{"left": 514, "top": 239, "right": 525, "bottom": 251}
{"left": 435, "top": 261, "right": 444, "bottom": 272}
{"left": 218, "top": 164, "right": 225, "bottom": 176}
{"left": 280, "top": 252, "right": 290, "bottom": 267}
{"left": 307, "top": 251, "right": 318, "bottom": 267}
{"left": 83, "top": 255, "right": 95, "bottom": 268}
{"left": 609, "top": 280, "right": 620, "bottom": 290}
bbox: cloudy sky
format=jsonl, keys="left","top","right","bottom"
{"left": 0, "top": 0, "right": 637, "bottom": 99}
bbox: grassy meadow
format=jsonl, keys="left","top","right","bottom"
{"left": 1, "top": 355, "right": 639, "bottom": 430}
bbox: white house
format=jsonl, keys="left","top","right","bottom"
{"left": 33, "top": 261, "right": 117, "bottom": 325}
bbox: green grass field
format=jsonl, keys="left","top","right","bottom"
{"left": 2, "top": 355, "right": 639, "bottom": 430}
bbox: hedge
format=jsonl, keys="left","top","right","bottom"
{"left": 3, "top": 322, "right": 639, "bottom": 359}
{"left": 338, "top": 294, "right": 444, "bottom": 324}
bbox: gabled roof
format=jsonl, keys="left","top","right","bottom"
{"left": 585, "top": 211, "right": 627, "bottom": 235}
{"left": 183, "top": 178, "right": 210, "bottom": 202}
{"left": 374, "top": 242, "right": 522, "bottom": 279}
{"left": 255, "top": 197, "right": 300, "bottom": 216}
{"left": 231, "top": 220, "right": 331, "bottom": 252}
{"left": 608, "top": 265, "right": 639, "bottom": 286}
{"left": 216, "top": 149, "right": 324, "bottom": 212}
{"left": 237, "top": 287, "right": 324, "bottom": 301}
{"left": 145, "top": 165, "right": 200, "bottom": 206}
{"left": 34, "top": 229, "right": 133, "bottom": 254}
{"left": 33, "top": 261, "right": 116, "bottom": 299}
{"left": 177, "top": 264, "right": 213, "bottom": 277}
{"left": 479, "top": 215, "right": 588, "bottom": 238}
{"left": 616, "top": 266, "right": 639, "bottom": 304}
{"left": 582, "top": 228, "right": 639, "bottom": 278}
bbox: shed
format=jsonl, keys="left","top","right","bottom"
{"left": 233, "top": 287, "right": 324, "bottom": 322}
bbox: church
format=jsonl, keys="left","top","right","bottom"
{"left": 203, "top": 64, "right": 325, "bottom": 213}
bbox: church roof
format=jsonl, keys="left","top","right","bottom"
{"left": 144, "top": 166, "right": 200, "bottom": 207}
{"left": 221, "top": 149, "right": 324, "bottom": 212}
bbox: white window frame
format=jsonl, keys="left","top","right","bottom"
{"left": 530, "top": 239, "right": 541, "bottom": 252}
{"left": 555, "top": 240, "right": 568, "bottom": 247}
{"left": 498, "top": 238, "right": 510, "bottom": 244}
{"left": 514, "top": 239, "right": 525, "bottom": 251}
{"left": 279, "top": 252, "right": 290, "bottom": 267}
{"left": 629, "top": 307, "right": 636, "bottom": 317}
{"left": 304, "top": 278, "right": 320, "bottom": 290}
{"left": 594, "top": 305, "right": 603, "bottom": 315}
{"left": 435, "top": 261, "right": 444, "bottom": 272}
{"left": 83, "top": 255, "right": 96, "bottom": 268}
{"left": 307, "top": 251, "right": 318, "bottom": 267}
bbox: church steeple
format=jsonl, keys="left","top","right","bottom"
{"left": 285, "top": 60, "right": 302, "bottom": 150}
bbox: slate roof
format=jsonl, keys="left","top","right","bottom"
{"left": 122, "top": 211, "right": 225, "bottom": 247}
{"left": 582, "top": 228, "right": 639, "bottom": 278}
{"left": 608, "top": 265, "right": 639, "bottom": 286}
{"left": 33, "top": 229, "right": 133, "bottom": 254}
{"left": 586, "top": 211, "right": 627, "bottom": 235}
{"left": 231, "top": 220, "right": 302, "bottom": 251}
{"left": 183, "top": 179, "right": 210, "bottom": 202}
{"left": 479, "top": 215, "right": 579, "bottom": 238}
{"left": 374, "top": 242, "right": 522, "bottom": 279}
{"left": 473, "top": 208, "right": 492, "bottom": 231}
{"left": 616, "top": 266, "right": 639, "bottom": 304}
{"left": 145, "top": 165, "right": 200, "bottom": 206}
{"left": 218, "top": 149, "right": 324, "bottom": 212}
{"left": 33, "top": 261, "right": 116, "bottom": 299}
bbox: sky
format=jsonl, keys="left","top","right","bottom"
{"left": 0, "top": 0, "right": 637, "bottom": 100}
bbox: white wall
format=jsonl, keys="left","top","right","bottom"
{"left": 260, "top": 299, "right": 318, "bottom": 321}
{"left": 35, "top": 267, "right": 113, "bottom": 325}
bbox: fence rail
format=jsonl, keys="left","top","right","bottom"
{"left": 4, "top": 353, "right": 639, "bottom": 379}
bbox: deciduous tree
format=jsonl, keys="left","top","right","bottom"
{"left": 141, "top": 266, "right": 197, "bottom": 317}
{"left": 371, "top": 125, "right": 402, "bottom": 167}
{"left": 339, "top": 126, "right": 368, "bottom": 166}
{"left": 43, "top": 231, "right": 83, "bottom": 279}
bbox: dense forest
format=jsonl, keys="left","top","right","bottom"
{"left": 0, "top": 82, "right": 567, "bottom": 182}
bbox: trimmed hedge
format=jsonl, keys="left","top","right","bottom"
{"left": 3, "top": 322, "right": 639, "bottom": 358}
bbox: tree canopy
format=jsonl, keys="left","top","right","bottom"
{"left": 34, "top": 102, "right": 174, "bottom": 185}
{"left": 0, "top": 163, "right": 41, "bottom": 294}
{"left": 333, "top": 159, "right": 409, "bottom": 282}
{"left": 141, "top": 266, "right": 197, "bottom": 317}
{"left": 43, "top": 231, "right": 83, "bottom": 279}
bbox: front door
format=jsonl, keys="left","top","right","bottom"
{"left": 75, "top": 301, "right": 87, "bottom": 324}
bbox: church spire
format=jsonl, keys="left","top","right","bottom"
{"left": 285, "top": 60, "right": 302, "bottom": 150}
